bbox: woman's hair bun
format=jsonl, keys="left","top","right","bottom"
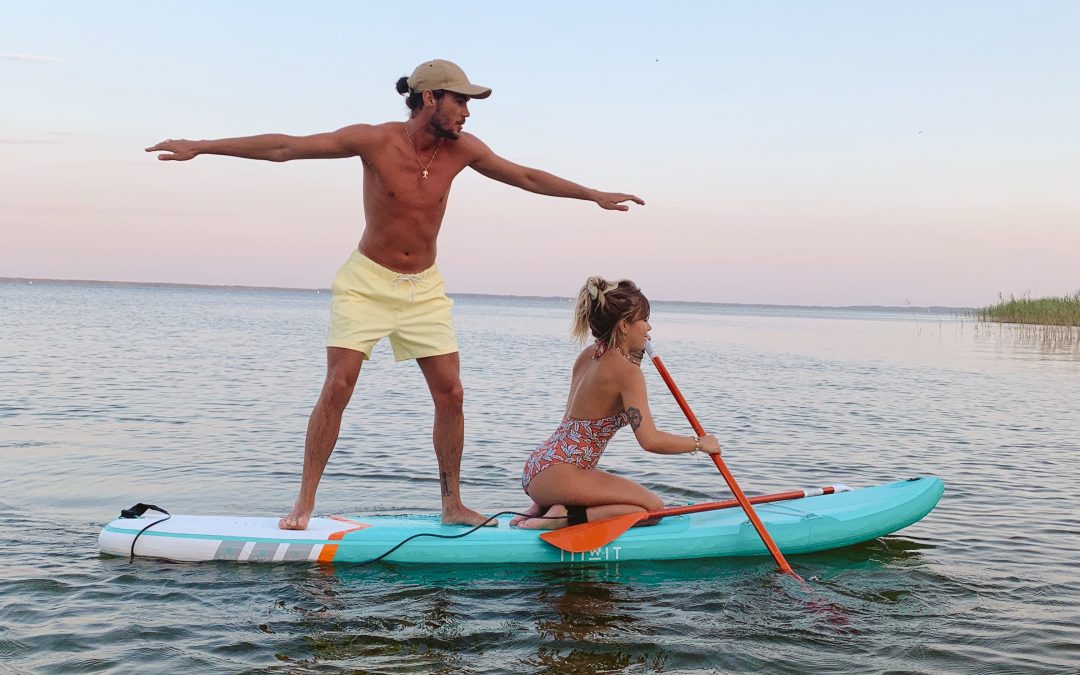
{"left": 585, "top": 276, "right": 609, "bottom": 301}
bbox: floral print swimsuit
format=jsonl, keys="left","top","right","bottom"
{"left": 521, "top": 410, "right": 630, "bottom": 491}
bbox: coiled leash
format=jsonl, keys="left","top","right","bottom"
{"left": 118, "top": 503, "right": 171, "bottom": 563}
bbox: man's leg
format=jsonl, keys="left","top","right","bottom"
{"left": 416, "top": 351, "right": 492, "bottom": 526}
{"left": 279, "top": 347, "right": 364, "bottom": 530}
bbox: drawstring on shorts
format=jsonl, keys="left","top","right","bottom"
{"left": 390, "top": 273, "right": 423, "bottom": 304}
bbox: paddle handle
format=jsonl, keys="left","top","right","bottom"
{"left": 645, "top": 341, "right": 799, "bottom": 578}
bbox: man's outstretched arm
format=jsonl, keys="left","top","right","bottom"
{"left": 145, "top": 125, "right": 376, "bottom": 162}
{"left": 468, "top": 138, "right": 644, "bottom": 211}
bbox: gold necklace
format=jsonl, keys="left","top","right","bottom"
{"left": 404, "top": 125, "right": 439, "bottom": 179}
{"left": 615, "top": 345, "right": 643, "bottom": 366}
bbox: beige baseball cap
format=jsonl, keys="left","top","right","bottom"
{"left": 407, "top": 59, "right": 492, "bottom": 99}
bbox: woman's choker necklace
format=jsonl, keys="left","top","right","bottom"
{"left": 594, "top": 340, "right": 642, "bottom": 366}
{"left": 616, "top": 345, "right": 644, "bottom": 366}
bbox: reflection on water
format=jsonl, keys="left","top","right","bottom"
{"left": 972, "top": 320, "right": 1080, "bottom": 358}
{"left": 229, "top": 541, "right": 956, "bottom": 672}
{"left": 530, "top": 569, "right": 668, "bottom": 673}
{"left": 1, "top": 281, "right": 1077, "bottom": 673}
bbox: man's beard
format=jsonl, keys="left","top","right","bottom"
{"left": 430, "top": 118, "right": 460, "bottom": 140}
{"left": 430, "top": 100, "right": 460, "bottom": 140}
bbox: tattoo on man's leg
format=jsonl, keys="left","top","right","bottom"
{"left": 626, "top": 407, "right": 643, "bottom": 431}
{"left": 441, "top": 471, "right": 453, "bottom": 496}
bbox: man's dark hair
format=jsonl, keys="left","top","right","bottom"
{"left": 396, "top": 77, "right": 445, "bottom": 117}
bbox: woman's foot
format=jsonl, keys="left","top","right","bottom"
{"left": 518, "top": 504, "right": 570, "bottom": 530}
{"left": 510, "top": 501, "right": 545, "bottom": 527}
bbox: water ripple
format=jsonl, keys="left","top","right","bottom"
{"left": 1, "top": 282, "right": 1077, "bottom": 673}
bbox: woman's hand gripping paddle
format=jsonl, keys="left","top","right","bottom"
{"left": 539, "top": 484, "right": 847, "bottom": 553}
{"left": 646, "top": 340, "right": 801, "bottom": 578}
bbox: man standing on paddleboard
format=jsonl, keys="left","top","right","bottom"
{"left": 145, "top": 60, "right": 644, "bottom": 529}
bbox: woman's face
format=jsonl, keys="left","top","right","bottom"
{"left": 621, "top": 315, "right": 652, "bottom": 352}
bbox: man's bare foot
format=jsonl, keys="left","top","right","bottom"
{"left": 441, "top": 505, "right": 497, "bottom": 527}
{"left": 510, "top": 501, "right": 545, "bottom": 527}
{"left": 278, "top": 504, "right": 313, "bottom": 530}
{"left": 519, "top": 505, "right": 569, "bottom": 530}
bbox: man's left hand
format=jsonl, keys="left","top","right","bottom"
{"left": 592, "top": 191, "right": 645, "bottom": 211}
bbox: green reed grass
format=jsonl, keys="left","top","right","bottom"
{"left": 978, "top": 291, "right": 1080, "bottom": 327}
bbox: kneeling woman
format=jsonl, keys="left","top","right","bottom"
{"left": 512, "top": 276, "right": 721, "bottom": 530}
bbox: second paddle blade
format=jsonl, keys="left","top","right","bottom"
{"left": 538, "top": 512, "right": 645, "bottom": 553}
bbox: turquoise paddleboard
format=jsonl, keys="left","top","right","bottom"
{"left": 99, "top": 476, "right": 943, "bottom": 564}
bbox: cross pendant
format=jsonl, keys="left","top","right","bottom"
{"left": 422, "top": 170, "right": 429, "bottom": 179}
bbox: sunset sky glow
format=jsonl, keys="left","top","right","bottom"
{"left": 3, "top": 1, "right": 1078, "bottom": 306}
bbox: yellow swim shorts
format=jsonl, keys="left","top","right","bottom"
{"left": 326, "top": 250, "right": 458, "bottom": 361}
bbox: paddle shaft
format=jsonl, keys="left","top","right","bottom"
{"left": 647, "top": 344, "right": 799, "bottom": 577}
{"left": 644, "top": 486, "right": 838, "bottom": 519}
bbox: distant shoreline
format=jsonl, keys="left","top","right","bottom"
{"left": 0, "top": 276, "right": 974, "bottom": 313}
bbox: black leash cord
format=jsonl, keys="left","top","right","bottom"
{"left": 119, "top": 503, "right": 171, "bottom": 563}
{"left": 354, "top": 510, "right": 565, "bottom": 566}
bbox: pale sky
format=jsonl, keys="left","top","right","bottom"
{"left": 2, "top": 1, "right": 1077, "bottom": 306}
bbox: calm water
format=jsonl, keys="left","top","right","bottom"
{"left": 1, "top": 280, "right": 1077, "bottom": 673}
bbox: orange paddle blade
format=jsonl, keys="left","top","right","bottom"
{"left": 539, "top": 512, "right": 647, "bottom": 553}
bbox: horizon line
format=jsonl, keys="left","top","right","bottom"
{"left": 0, "top": 276, "right": 977, "bottom": 312}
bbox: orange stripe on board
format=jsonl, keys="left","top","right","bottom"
{"left": 317, "top": 517, "right": 370, "bottom": 563}
{"left": 328, "top": 514, "right": 372, "bottom": 528}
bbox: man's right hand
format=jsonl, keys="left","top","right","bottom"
{"left": 145, "top": 139, "right": 199, "bottom": 161}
